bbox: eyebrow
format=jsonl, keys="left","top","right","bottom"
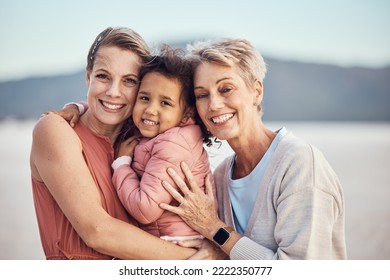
{"left": 94, "top": 67, "right": 139, "bottom": 78}
{"left": 137, "top": 91, "right": 177, "bottom": 102}
{"left": 194, "top": 77, "right": 232, "bottom": 90}
{"left": 161, "top": 95, "right": 177, "bottom": 103}
{"left": 94, "top": 55, "right": 139, "bottom": 77}
{"left": 124, "top": 73, "right": 139, "bottom": 79}
{"left": 94, "top": 68, "right": 109, "bottom": 73}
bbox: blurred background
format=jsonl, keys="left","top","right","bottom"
{"left": 0, "top": 0, "right": 389, "bottom": 259}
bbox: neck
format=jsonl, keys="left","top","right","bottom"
{"left": 80, "top": 113, "right": 123, "bottom": 144}
{"left": 229, "top": 124, "right": 276, "bottom": 179}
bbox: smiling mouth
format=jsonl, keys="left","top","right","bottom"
{"left": 211, "top": 113, "right": 234, "bottom": 124}
{"left": 143, "top": 119, "right": 159, "bottom": 125}
{"left": 101, "top": 101, "right": 125, "bottom": 110}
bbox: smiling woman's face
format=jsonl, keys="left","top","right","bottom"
{"left": 193, "top": 62, "right": 262, "bottom": 141}
{"left": 86, "top": 46, "right": 141, "bottom": 128}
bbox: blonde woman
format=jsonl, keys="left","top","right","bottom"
{"left": 161, "top": 38, "right": 347, "bottom": 260}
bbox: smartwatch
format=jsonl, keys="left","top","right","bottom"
{"left": 212, "top": 226, "right": 234, "bottom": 246}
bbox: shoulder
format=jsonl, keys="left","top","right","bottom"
{"left": 33, "top": 113, "right": 75, "bottom": 136}
{"left": 275, "top": 132, "right": 342, "bottom": 200}
{"left": 30, "top": 113, "right": 82, "bottom": 180}
{"left": 165, "top": 124, "right": 201, "bottom": 139}
{"left": 155, "top": 124, "right": 202, "bottom": 149}
{"left": 141, "top": 125, "right": 203, "bottom": 167}
{"left": 276, "top": 132, "right": 318, "bottom": 164}
{"left": 32, "top": 113, "right": 81, "bottom": 151}
{"left": 279, "top": 133, "right": 337, "bottom": 178}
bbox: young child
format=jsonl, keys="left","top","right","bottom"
{"left": 60, "top": 46, "right": 216, "bottom": 243}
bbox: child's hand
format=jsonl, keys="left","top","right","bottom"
{"left": 117, "top": 135, "right": 141, "bottom": 158}
{"left": 42, "top": 104, "right": 81, "bottom": 127}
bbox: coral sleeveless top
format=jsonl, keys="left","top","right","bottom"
{"left": 31, "top": 121, "right": 136, "bottom": 259}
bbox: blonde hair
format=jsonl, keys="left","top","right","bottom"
{"left": 187, "top": 38, "right": 267, "bottom": 88}
{"left": 87, "top": 27, "right": 151, "bottom": 71}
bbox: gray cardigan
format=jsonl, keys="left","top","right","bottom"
{"left": 213, "top": 132, "right": 347, "bottom": 259}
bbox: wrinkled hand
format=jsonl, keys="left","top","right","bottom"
{"left": 117, "top": 135, "right": 141, "bottom": 158}
{"left": 160, "top": 162, "right": 222, "bottom": 239}
{"left": 178, "top": 239, "right": 228, "bottom": 260}
{"left": 41, "top": 104, "right": 81, "bottom": 127}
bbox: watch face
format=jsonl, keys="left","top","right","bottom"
{"left": 213, "top": 228, "right": 230, "bottom": 245}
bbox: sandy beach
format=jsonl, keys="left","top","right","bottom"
{"left": 0, "top": 120, "right": 389, "bottom": 259}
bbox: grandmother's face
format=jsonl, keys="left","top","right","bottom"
{"left": 193, "top": 62, "right": 262, "bottom": 141}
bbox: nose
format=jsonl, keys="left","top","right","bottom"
{"left": 209, "top": 94, "right": 224, "bottom": 111}
{"left": 144, "top": 102, "right": 158, "bottom": 115}
{"left": 106, "top": 81, "right": 121, "bottom": 97}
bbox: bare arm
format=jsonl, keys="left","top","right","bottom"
{"left": 30, "top": 113, "right": 196, "bottom": 259}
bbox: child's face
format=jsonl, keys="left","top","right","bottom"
{"left": 132, "top": 72, "right": 187, "bottom": 138}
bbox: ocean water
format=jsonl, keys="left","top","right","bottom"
{"left": 0, "top": 120, "right": 389, "bottom": 260}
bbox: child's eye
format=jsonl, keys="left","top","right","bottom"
{"left": 161, "top": 101, "right": 172, "bottom": 106}
{"left": 139, "top": 95, "right": 149, "bottom": 101}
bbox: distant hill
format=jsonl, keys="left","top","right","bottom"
{"left": 1, "top": 56, "right": 389, "bottom": 122}
{"left": 1, "top": 71, "right": 87, "bottom": 120}
{"left": 263, "top": 58, "right": 390, "bottom": 121}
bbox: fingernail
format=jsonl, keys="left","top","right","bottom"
{"left": 167, "top": 168, "right": 173, "bottom": 174}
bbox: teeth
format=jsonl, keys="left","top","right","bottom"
{"left": 212, "top": 114, "right": 234, "bottom": 124}
{"left": 102, "top": 101, "right": 124, "bottom": 110}
{"left": 143, "top": 119, "right": 158, "bottom": 125}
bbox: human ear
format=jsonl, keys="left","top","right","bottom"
{"left": 253, "top": 80, "right": 263, "bottom": 106}
{"left": 85, "top": 69, "right": 91, "bottom": 87}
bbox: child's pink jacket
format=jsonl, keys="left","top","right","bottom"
{"left": 112, "top": 119, "right": 216, "bottom": 238}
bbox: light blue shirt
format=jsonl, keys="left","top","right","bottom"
{"left": 228, "top": 127, "right": 288, "bottom": 235}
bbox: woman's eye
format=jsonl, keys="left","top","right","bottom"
{"left": 139, "top": 96, "right": 149, "bottom": 101}
{"left": 96, "top": 73, "right": 108, "bottom": 79}
{"left": 195, "top": 93, "right": 208, "bottom": 100}
{"left": 125, "top": 77, "right": 139, "bottom": 86}
{"left": 221, "top": 87, "right": 232, "bottom": 94}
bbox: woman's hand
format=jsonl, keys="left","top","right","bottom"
{"left": 160, "top": 162, "right": 224, "bottom": 239}
{"left": 178, "top": 239, "right": 228, "bottom": 260}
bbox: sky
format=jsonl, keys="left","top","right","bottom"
{"left": 1, "top": 0, "right": 389, "bottom": 82}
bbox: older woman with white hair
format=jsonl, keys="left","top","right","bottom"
{"left": 160, "top": 38, "right": 347, "bottom": 260}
